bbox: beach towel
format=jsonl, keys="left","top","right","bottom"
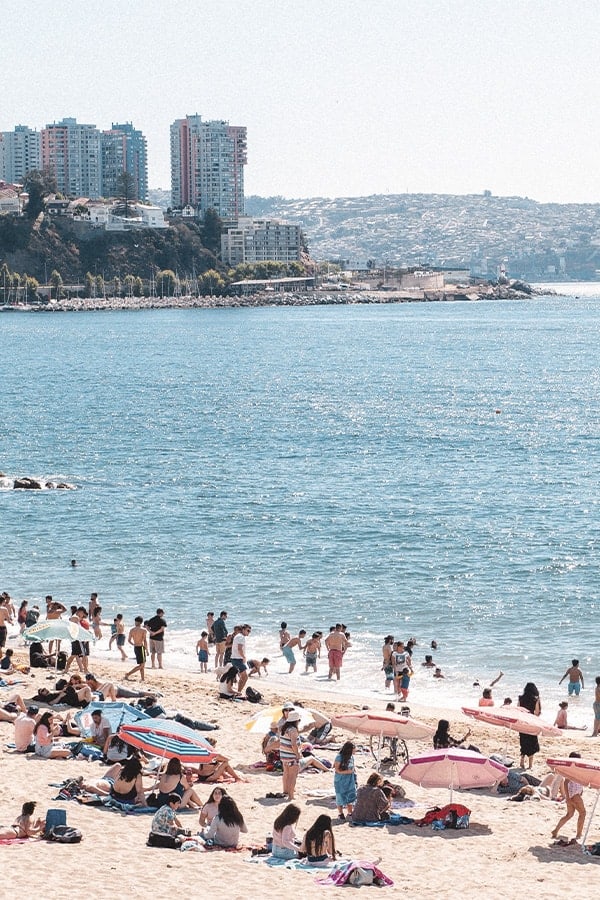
{"left": 350, "top": 814, "right": 414, "bottom": 827}
{"left": 246, "top": 855, "right": 341, "bottom": 873}
{"left": 0, "top": 837, "right": 36, "bottom": 845}
{"left": 102, "top": 798, "right": 155, "bottom": 815}
{"left": 316, "top": 860, "right": 394, "bottom": 887}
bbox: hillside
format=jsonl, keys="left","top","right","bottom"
{"left": 0, "top": 215, "right": 217, "bottom": 284}
{"left": 245, "top": 192, "right": 600, "bottom": 280}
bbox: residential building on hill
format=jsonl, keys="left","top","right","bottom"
{"left": 0, "top": 125, "right": 42, "bottom": 183}
{"left": 41, "top": 118, "right": 102, "bottom": 198}
{"left": 170, "top": 115, "right": 247, "bottom": 218}
{"left": 221, "top": 217, "right": 301, "bottom": 265}
{"left": 101, "top": 123, "right": 148, "bottom": 201}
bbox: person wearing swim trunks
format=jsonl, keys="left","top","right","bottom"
{"left": 304, "top": 633, "right": 321, "bottom": 672}
{"left": 145, "top": 608, "right": 167, "bottom": 669}
{"left": 230, "top": 624, "right": 251, "bottom": 692}
{"left": 282, "top": 630, "right": 306, "bottom": 673}
{"left": 125, "top": 617, "right": 148, "bottom": 682}
{"left": 325, "top": 625, "right": 347, "bottom": 681}
{"left": 559, "top": 659, "right": 584, "bottom": 696}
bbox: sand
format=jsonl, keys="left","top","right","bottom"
{"left": 1, "top": 653, "right": 598, "bottom": 899}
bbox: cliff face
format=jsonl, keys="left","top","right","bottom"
{"left": 0, "top": 216, "right": 217, "bottom": 282}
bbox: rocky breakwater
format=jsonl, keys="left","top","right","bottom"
{"left": 31, "top": 279, "right": 546, "bottom": 312}
{"left": 0, "top": 474, "right": 75, "bottom": 490}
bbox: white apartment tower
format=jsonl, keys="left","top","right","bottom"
{"left": 170, "top": 115, "right": 247, "bottom": 219}
{"left": 0, "top": 125, "right": 42, "bottom": 183}
{"left": 221, "top": 218, "right": 302, "bottom": 266}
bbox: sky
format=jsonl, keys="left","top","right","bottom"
{"left": 3, "top": 0, "right": 600, "bottom": 203}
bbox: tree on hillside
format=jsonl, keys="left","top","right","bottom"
{"left": 198, "top": 268, "right": 225, "bottom": 296}
{"left": 157, "top": 269, "right": 177, "bottom": 297}
{"left": 116, "top": 170, "right": 137, "bottom": 219}
{"left": 201, "top": 208, "right": 223, "bottom": 255}
{"left": 0, "top": 263, "right": 11, "bottom": 304}
{"left": 84, "top": 272, "right": 95, "bottom": 298}
{"left": 23, "top": 169, "right": 57, "bottom": 220}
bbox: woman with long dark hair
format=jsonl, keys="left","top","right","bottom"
{"left": 432, "top": 719, "right": 471, "bottom": 749}
{"left": 518, "top": 682, "right": 541, "bottom": 769}
{"left": 153, "top": 756, "right": 202, "bottom": 808}
{"left": 204, "top": 794, "right": 248, "bottom": 847}
{"left": 199, "top": 786, "right": 227, "bottom": 827}
{"left": 33, "top": 712, "right": 71, "bottom": 759}
{"left": 279, "top": 710, "right": 301, "bottom": 800}
{"left": 301, "top": 814, "right": 336, "bottom": 865}
{"left": 333, "top": 740, "right": 356, "bottom": 819}
{"left": 272, "top": 803, "right": 301, "bottom": 860}
{"left": 109, "top": 756, "right": 146, "bottom": 805}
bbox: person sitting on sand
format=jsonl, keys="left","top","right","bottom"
{"left": 433, "top": 719, "right": 471, "bottom": 749}
{"left": 0, "top": 801, "right": 45, "bottom": 839}
{"left": 554, "top": 701, "right": 587, "bottom": 731}
{"left": 149, "top": 794, "right": 186, "bottom": 848}
{"left": 551, "top": 752, "right": 586, "bottom": 844}
{"left": 272, "top": 803, "right": 302, "bottom": 860}
{"left": 351, "top": 772, "right": 391, "bottom": 823}
{"left": 196, "top": 739, "right": 244, "bottom": 783}
{"left": 262, "top": 721, "right": 281, "bottom": 769}
{"left": 0, "top": 693, "right": 27, "bottom": 722}
{"left": 151, "top": 757, "right": 203, "bottom": 809}
{"left": 218, "top": 666, "right": 241, "bottom": 700}
{"left": 88, "top": 709, "right": 112, "bottom": 752}
{"left": 199, "top": 786, "right": 227, "bottom": 827}
{"left": 109, "top": 756, "right": 147, "bottom": 805}
{"left": 33, "top": 711, "right": 72, "bottom": 759}
{"left": 301, "top": 814, "right": 337, "bottom": 865}
{"left": 13, "top": 705, "right": 39, "bottom": 752}
{"left": 203, "top": 794, "right": 248, "bottom": 848}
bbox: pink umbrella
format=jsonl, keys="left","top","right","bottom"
{"left": 462, "top": 706, "right": 561, "bottom": 737}
{"left": 547, "top": 757, "right": 600, "bottom": 850}
{"left": 332, "top": 710, "right": 434, "bottom": 741}
{"left": 400, "top": 747, "right": 508, "bottom": 802}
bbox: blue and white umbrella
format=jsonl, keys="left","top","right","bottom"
{"left": 74, "top": 702, "right": 151, "bottom": 737}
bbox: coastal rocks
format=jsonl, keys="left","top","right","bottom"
{"left": 2, "top": 476, "right": 75, "bottom": 490}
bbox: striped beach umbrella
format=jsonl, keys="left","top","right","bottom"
{"left": 119, "top": 719, "right": 218, "bottom": 764}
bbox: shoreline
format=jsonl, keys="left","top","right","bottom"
{"left": 3, "top": 282, "right": 549, "bottom": 313}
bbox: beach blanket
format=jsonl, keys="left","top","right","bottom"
{"left": 0, "top": 837, "right": 37, "bottom": 845}
{"left": 102, "top": 798, "right": 154, "bottom": 815}
{"left": 246, "top": 855, "right": 342, "bottom": 873}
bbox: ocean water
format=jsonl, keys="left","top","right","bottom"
{"left": 1, "top": 292, "right": 599, "bottom": 722}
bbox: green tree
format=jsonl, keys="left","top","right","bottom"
{"left": 23, "top": 275, "right": 39, "bottom": 302}
{"left": 0, "top": 263, "right": 11, "bottom": 304}
{"left": 123, "top": 274, "right": 135, "bottom": 297}
{"left": 23, "top": 169, "right": 57, "bottom": 220}
{"left": 201, "top": 208, "right": 223, "bottom": 255}
{"left": 198, "top": 268, "right": 225, "bottom": 296}
{"left": 133, "top": 276, "right": 143, "bottom": 297}
{"left": 157, "top": 269, "right": 177, "bottom": 297}
{"left": 49, "top": 269, "right": 63, "bottom": 300}
{"left": 116, "top": 170, "right": 137, "bottom": 218}
{"left": 112, "top": 276, "right": 121, "bottom": 297}
{"left": 95, "top": 274, "right": 105, "bottom": 298}
{"left": 84, "top": 272, "right": 95, "bottom": 298}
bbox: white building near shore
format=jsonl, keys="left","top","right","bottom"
{"left": 221, "top": 217, "right": 301, "bottom": 266}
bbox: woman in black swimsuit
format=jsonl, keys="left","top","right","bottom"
{"left": 109, "top": 757, "right": 146, "bottom": 805}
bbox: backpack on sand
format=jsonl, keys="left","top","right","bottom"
{"left": 46, "top": 825, "right": 83, "bottom": 843}
{"left": 245, "top": 686, "right": 262, "bottom": 703}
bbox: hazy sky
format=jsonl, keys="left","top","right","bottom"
{"left": 3, "top": 0, "right": 599, "bottom": 202}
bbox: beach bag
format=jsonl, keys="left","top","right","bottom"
{"left": 348, "top": 866, "right": 374, "bottom": 886}
{"left": 44, "top": 808, "right": 67, "bottom": 834}
{"left": 245, "top": 686, "right": 262, "bottom": 703}
{"left": 56, "top": 651, "right": 67, "bottom": 671}
{"left": 147, "top": 831, "right": 180, "bottom": 849}
{"left": 25, "top": 609, "right": 40, "bottom": 628}
{"left": 46, "top": 825, "right": 82, "bottom": 843}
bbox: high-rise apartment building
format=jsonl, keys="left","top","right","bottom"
{"left": 41, "top": 118, "right": 102, "bottom": 198}
{"left": 170, "top": 115, "right": 247, "bottom": 219}
{"left": 221, "top": 218, "right": 302, "bottom": 266}
{"left": 101, "top": 123, "right": 148, "bottom": 201}
{"left": 0, "top": 125, "right": 42, "bottom": 183}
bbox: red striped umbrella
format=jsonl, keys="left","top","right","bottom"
{"left": 119, "top": 720, "right": 218, "bottom": 764}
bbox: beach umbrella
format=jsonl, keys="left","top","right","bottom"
{"left": 400, "top": 748, "right": 508, "bottom": 802}
{"left": 547, "top": 757, "right": 600, "bottom": 851}
{"left": 23, "top": 619, "right": 94, "bottom": 644}
{"left": 244, "top": 704, "right": 318, "bottom": 734}
{"left": 332, "top": 710, "right": 435, "bottom": 742}
{"left": 119, "top": 719, "right": 219, "bottom": 764}
{"left": 462, "top": 706, "right": 561, "bottom": 737}
{"left": 74, "top": 702, "right": 151, "bottom": 737}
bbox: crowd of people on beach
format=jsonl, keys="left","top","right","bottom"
{"left": 2, "top": 587, "right": 600, "bottom": 855}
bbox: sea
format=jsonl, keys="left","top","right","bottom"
{"left": 1, "top": 285, "right": 598, "bottom": 725}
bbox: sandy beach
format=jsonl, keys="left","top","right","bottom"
{"left": 1, "top": 649, "right": 598, "bottom": 899}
